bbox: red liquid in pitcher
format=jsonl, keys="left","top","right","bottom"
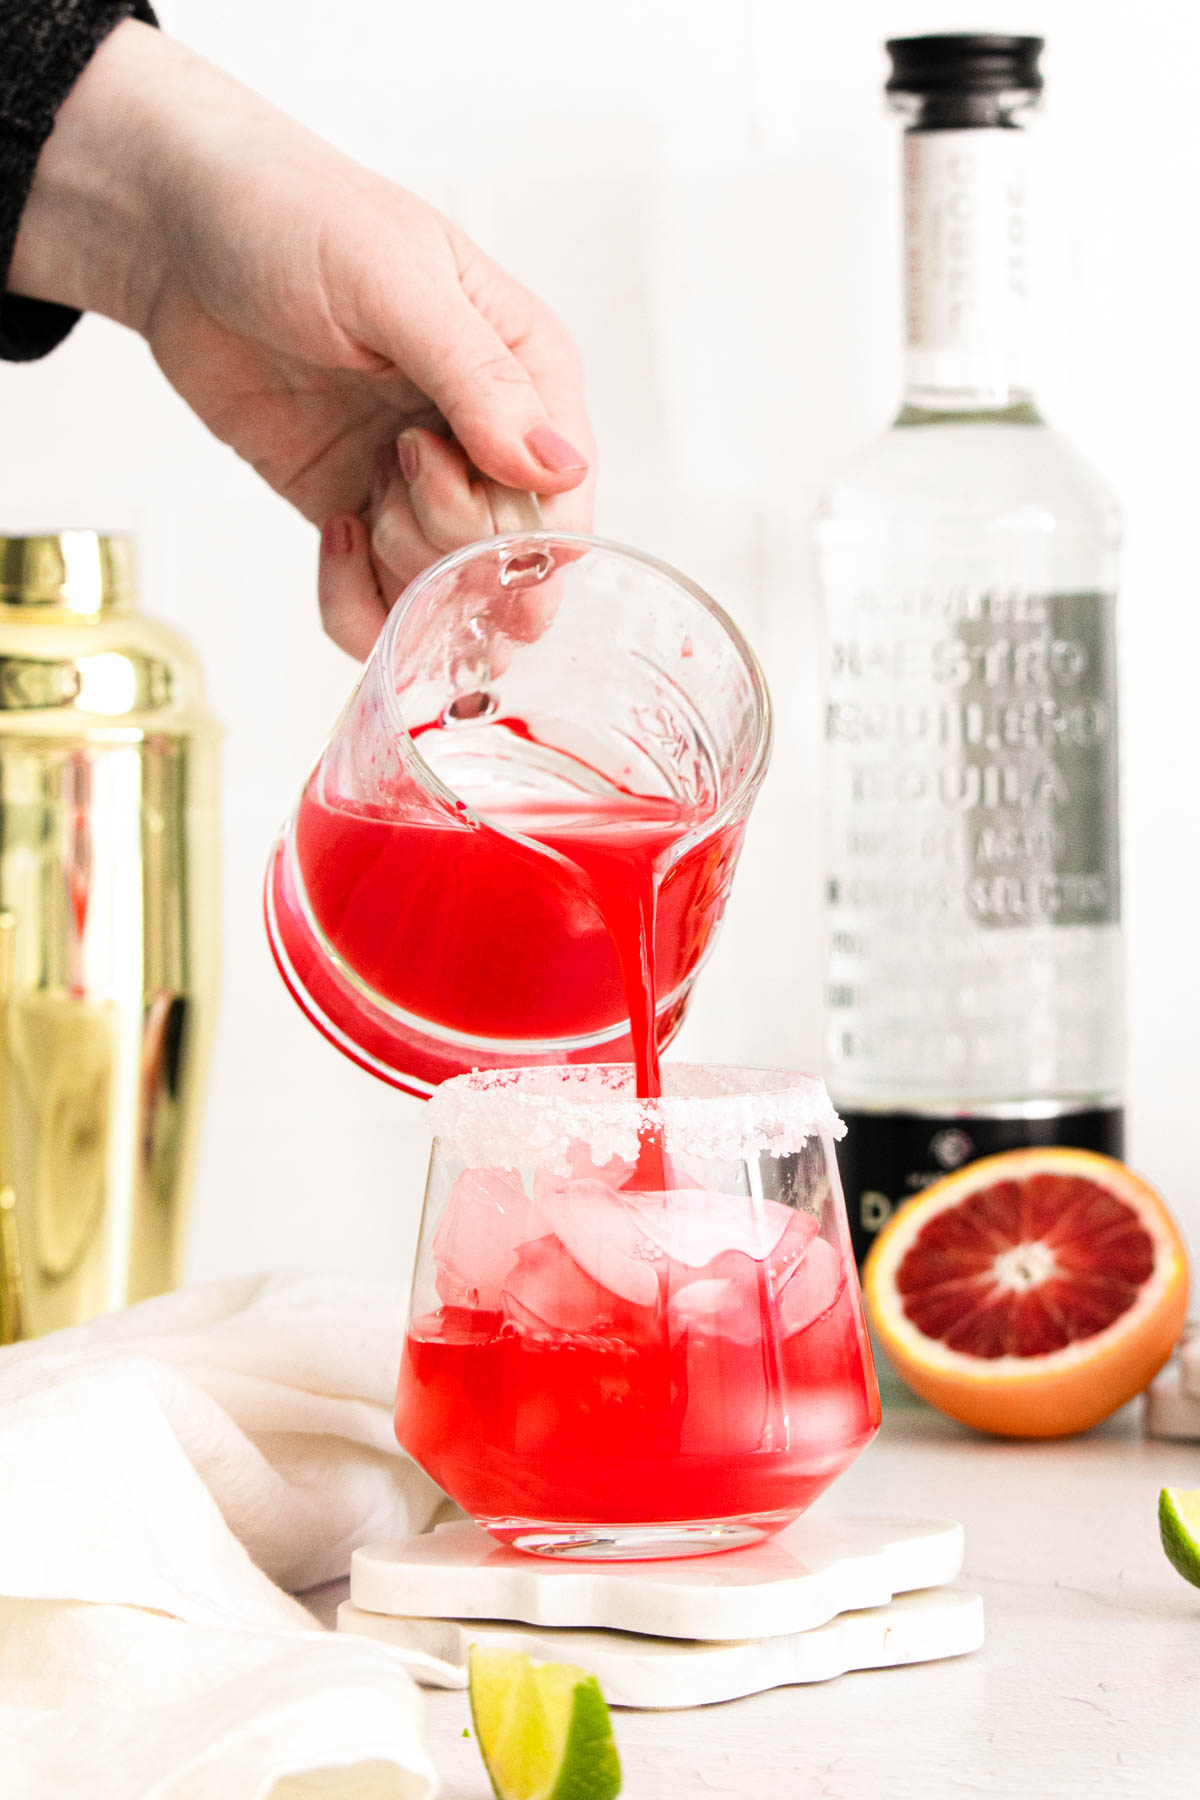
{"left": 289, "top": 716, "right": 740, "bottom": 1097}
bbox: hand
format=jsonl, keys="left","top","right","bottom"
{"left": 8, "top": 21, "right": 594, "bottom": 657}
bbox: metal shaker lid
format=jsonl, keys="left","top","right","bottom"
{"left": 0, "top": 531, "right": 216, "bottom": 734}
{"left": 0, "top": 533, "right": 137, "bottom": 614}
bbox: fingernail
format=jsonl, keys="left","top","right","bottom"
{"left": 524, "top": 423, "right": 589, "bottom": 474}
{"left": 396, "top": 432, "right": 420, "bottom": 484}
{"left": 322, "top": 516, "right": 354, "bottom": 557}
{"left": 372, "top": 442, "right": 398, "bottom": 496}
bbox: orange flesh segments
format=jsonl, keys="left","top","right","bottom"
{"left": 864, "top": 1148, "right": 1189, "bottom": 1439}
{"left": 894, "top": 1173, "right": 1155, "bottom": 1358}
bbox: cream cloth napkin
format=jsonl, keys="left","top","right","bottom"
{"left": 0, "top": 1271, "right": 452, "bottom": 1799}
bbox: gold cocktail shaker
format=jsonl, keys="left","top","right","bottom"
{"left": 0, "top": 531, "right": 218, "bottom": 1341}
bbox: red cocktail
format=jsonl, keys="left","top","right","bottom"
{"left": 393, "top": 1066, "right": 881, "bottom": 1559}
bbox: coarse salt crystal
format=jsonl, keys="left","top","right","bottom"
{"left": 426, "top": 1063, "right": 845, "bottom": 1175}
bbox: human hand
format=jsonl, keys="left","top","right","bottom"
{"left": 8, "top": 21, "right": 594, "bottom": 657}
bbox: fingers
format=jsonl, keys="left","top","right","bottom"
{"left": 369, "top": 431, "right": 465, "bottom": 593}
{"left": 317, "top": 513, "right": 389, "bottom": 660}
{"left": 395, "top": 429, "right": 494, "bottom": 553}
{"left": 491, "top": 286, "right": 596, "bottom": 534}
{"left": 369, "top": 427, "right": 555, "bottom": 587}
{"left": 364, "top": 233, "right": 593, "bottom": 502}
{"left": 365, "top": 428, "right": 573, "bottom": 669}
{"left": 406, "top": 310, "right": 589, "bottom": 496}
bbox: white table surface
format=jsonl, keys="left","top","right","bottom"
{"left": 403, "top": 1377, "right": 1200, "bottom": 1799}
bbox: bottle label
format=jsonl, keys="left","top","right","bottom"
{"left": 904, "top": 129, "right": 1031, "bottom": 389}
{"left": 838, "top": 1105, "right": 1126, "bottom": 1267}
{"left": 824, "top": 587, "right": 1121, "bottom": 1094}
{"left": 827, "top": 588, "right": 1119, "bottom": 929}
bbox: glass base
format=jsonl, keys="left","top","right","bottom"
{"left": 478, "top": 1511, "right": 798, "bottom": 1560}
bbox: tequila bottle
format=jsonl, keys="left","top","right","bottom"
{"left": 817, "top": 35, "right": 1123, "bottom": 1264}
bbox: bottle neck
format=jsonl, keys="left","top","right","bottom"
{"left": 901, "top": 127, "right": 1036, "bottom": 416}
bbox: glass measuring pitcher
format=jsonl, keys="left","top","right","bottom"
{"left": 266, "top": 528, "right": 771, "bottom": 1097}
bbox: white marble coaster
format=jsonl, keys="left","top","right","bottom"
{"left": 336, "top": 1586, "right": 984, "bottom": 1709}
{"left": 349, "top": 1514, "right": 964, "bottom": 1643}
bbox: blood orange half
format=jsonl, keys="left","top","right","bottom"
{"left": 863, "top": 1147, "right": 1189, "bottom": 1438}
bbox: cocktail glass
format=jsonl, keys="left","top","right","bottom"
{"left": 394, "top": 1064, "right": 881, "bottom": 1559}
{"left": 265, "top": 532, "right": 770, "bottom": 1097}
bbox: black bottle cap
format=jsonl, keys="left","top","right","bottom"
{"left": 886, "top": 34, "right": 1044, "bottom": 127}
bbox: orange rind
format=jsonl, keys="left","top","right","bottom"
{"left": 863, "top": 1147, "right": 1189, "bottom": 1438}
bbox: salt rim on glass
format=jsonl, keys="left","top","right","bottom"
{"left": 426, "top": 1064, "right": 846, "bottom": 1175}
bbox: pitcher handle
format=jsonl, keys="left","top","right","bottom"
{"left": 481, "top": 484, "right": 544, "bottom": 536}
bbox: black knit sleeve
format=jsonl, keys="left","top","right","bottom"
{"left": 0, "top": 0, "right": 159, "bottom": 362}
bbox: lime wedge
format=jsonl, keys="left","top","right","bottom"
{"left": 1159, "top": 1486, "right": 1200, "bottom": 1587}
{"left": 468, "top": 1646, "right": 622, "bottom": 1800}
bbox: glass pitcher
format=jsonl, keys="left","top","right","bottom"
{"left": 266, "top": 527, "right": 771, "bottom": 1097}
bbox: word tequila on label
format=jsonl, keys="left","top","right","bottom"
{"left": 817, "top": 35, "right": 1123, "bottom": 1262}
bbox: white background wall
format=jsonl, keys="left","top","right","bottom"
{"left": 3, "top": 0, "right": 1197, "bottom": 1289}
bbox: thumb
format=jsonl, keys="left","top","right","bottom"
{"left": 377, "top": 275, "right": 591, "bottom": 493}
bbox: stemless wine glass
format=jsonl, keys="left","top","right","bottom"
{"left": 265, "top": 532, "right": 770, "bottom": 1097}
{"left": 394, "top": 1065, "right": 881, "bottom": 1560}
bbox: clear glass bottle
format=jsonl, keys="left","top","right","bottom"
{"left": 817, "top": 35, "right": 1123, "bottom": 1264}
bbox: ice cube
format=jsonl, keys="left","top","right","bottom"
{"left": 565, "top": 1138, "right": 636, "bottom": 1187}
{"left": 667, "top": 1276, "right": 743, "bottom": 1335}
{"left": 665, "top": 1274, "right": 759, "bottom": 1346}
{"left": 502, "top": 1232, "right": 656, "bottom": 1338}
{"left": 666, "top": 1253, "right": 770, "bottom": 1346}
{"left": 624, "top": 1189, "right": 795, "bottom": 1268}
{"left": 433, "top": 1167, "right": 536, "bottom": 1311}
{"left": 770, "top": 1208, "right": 820, "bottom": 1282}
{"left": 665, "top": 1212, "right": 829, "bottom": 1347}
{"left": 530, "top": 1171, "right": 661, "bottom": 1306}
{"left": 777, "top": 1237, "right": 847, "bottom": 1336}
{"left": 786, "top": 1383, "right": 872, "bottom": 1457}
